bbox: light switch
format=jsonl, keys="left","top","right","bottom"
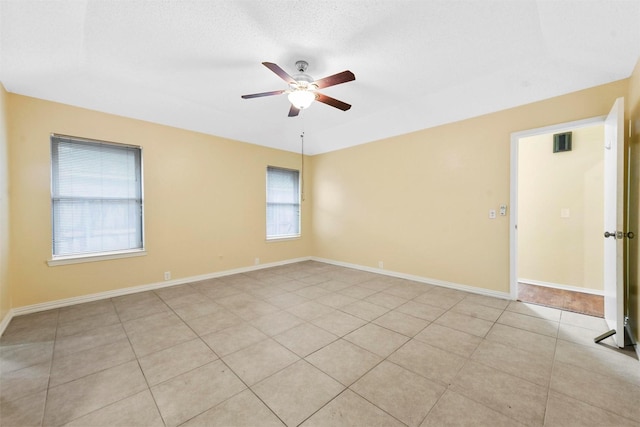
{"left": 499, "top": 204, "right": 507, "bottom": 216}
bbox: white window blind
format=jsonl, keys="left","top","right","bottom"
{"left": 266, "top": 166, "right": 300, "bottom": 239}
{"left": 51, "top": 135, "right": 143, "bottom": 257}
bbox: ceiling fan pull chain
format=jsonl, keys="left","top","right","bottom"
{"left": 300, "top": 123, "right": 305, "bottom": 202}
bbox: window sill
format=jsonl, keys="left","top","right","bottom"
{"left": 266, "top": 235, "right": 301, "bottom": 242}
{"left": 47, "top": 249, "right": 147, "bottom": 266}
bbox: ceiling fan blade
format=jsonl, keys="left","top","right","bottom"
{"left": 313, "top": 70, "right": 355, "bottom": 89}
{"left": 288, "top": 105, "right": 300, "bottom": 117}
{"left": 316, "top": 93, "right": 351, "bottom": 111}
{"left": 241, "top": 89, "right": 285, "bottom": 99}
{"left": 262, "top": 62, "right": 297, "bottom": 84}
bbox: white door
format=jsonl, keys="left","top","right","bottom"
{"left": 603, "top": 97, "right": 625, "bottom": 348}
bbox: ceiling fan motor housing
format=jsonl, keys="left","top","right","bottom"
{"left": 292, "top": 61, "right": 314, "bottom": 88}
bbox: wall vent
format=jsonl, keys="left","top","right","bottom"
{"left": 553, "top": 131, "right": 572, "bottom": 153}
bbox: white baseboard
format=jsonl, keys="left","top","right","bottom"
{"left": 0, "top": 308, "right": 14, "bottom": 337}
{"left": 6, "top": 257, "right": 312, "bottom": 322}
{"left": 312, "top": 257, "right": 512, "bottom": 300}
{"left": 3, "top": 255, "right": 514, "bottom": 335}
{"left": 518, "top": 278, "right": 604, "bottom": 296}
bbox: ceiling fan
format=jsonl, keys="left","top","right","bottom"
{"left": 241, "top": 60, "right": 355, "bottom": 117}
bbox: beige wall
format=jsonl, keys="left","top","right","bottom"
{"left": 518, "top": 126, "right": 604, "bottom": 291}
{"left": 7, "top": 95, "right": 312, "bottom": 308}
{"left": 628, "top": 57, "right": 640, "bottom": 344}
{"left": 2, "top": 70, "right": 637, "bottom": 352}
{"left": 312, "top": 80, "right": 628, "bottom": 294}
{"left": 0, "top": 84, "right": 9, "bottom": 321}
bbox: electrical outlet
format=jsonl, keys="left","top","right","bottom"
{"left": 164, "top": 271, "right": 171, "bottom": 281}
{"left": 378, "top": 261, "right": 384, "bottom": 269}
{"left": 489, "top": 209, "right": 496, "bottom": 219}
{"left": 254, "top": 257, "right": 260, "bottom": 265}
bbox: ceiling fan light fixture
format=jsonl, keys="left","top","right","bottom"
{"left": 288, "top": 89, "right": 316, "bottom": 109}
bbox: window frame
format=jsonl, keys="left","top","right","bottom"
{"left": 48, "top": 133, "right": 146, "bottom": 265}
{"left": 266, "top": 166, "right": 301, "bottom": 241}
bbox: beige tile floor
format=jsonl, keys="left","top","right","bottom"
{"left": 1, "top": 261, "right": 639, "bottom": 426}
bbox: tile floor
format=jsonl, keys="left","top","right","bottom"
{"left": 1, "top": 261, "right": 638, "bottom": 426}
{"left": 517, "top": 283, "right": 604, "bottom": 318}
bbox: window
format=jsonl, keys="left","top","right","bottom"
{"left": 51, "top": 134, "right": 144, "bottom": 259}
{"left": 266, "top": 166, "right": 300, "bottom": 239}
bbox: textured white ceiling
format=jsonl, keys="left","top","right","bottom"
{"left": 1, "top": 0, "right": 639, "bottom": 154}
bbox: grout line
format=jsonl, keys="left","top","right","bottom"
{"left": 111, "top": 297, "right": 167, "bottom": 427}
{"left": 39, "top": 308, "right": 60, "bottom": 427}
{"left": 7, "top": 261, "right": 636, "bottom": 426}
{"left": 172, "top": 287, "right": 294, "bottom": 427}
{"left": 543, "top": 328, "right": 561, "bottom": 426}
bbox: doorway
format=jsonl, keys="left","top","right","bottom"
{"left": 510, "top": 116, "right": 606, "bottom": 316}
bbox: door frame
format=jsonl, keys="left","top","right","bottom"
{"left": 509, "top": 115, "right": 607, "bottom": 300}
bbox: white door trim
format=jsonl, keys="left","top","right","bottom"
{"left": 509, "top": 115, "right": 606, "bottom": 301}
